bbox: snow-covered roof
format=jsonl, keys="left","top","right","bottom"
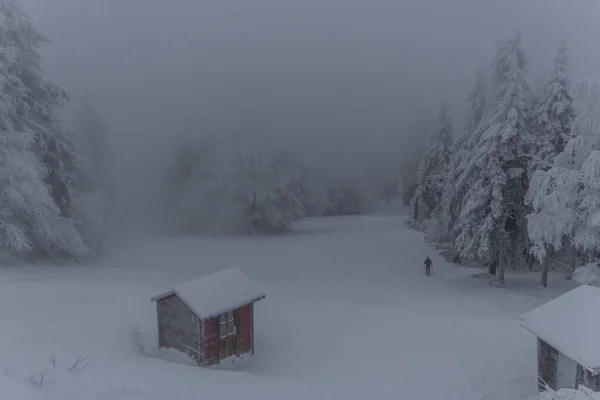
{"left": 151, "top": 267, "right": 266, "bottom": 319}
{"left": 520, "top": 284, "right": 600, "bottom": 373}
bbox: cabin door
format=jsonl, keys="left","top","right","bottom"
{"left": 556, "top": 352, "right": 578, "bottom": 390}
{"left": 218, "top": 310, "right": 238, "bottom": 360}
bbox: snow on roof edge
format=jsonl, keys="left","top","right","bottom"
{"left": 521, "top": 320, "right": 600, "bottom": 374}
{"left": 150, "top": 267, "right": 267, "bottom": 318}
{"left": 178, "top": 292, "right": 266, "bottom": 319}
{"left": 520, "top": 284, "right": 600, "bottom": 373}
{"left": 151, "top": 291, "right": 266, "bottom": 318}
{"left": 150, "top": 290, "right": 175, "bottom": 303}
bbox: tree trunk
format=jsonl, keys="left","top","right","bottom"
{"left": 541, "top": 255, "right": 549, "bottom": 288}
{"left": 496, "top": 261, "right": 505, "bottom": 286}
{"left": 489, "top": 259, "right": 497, "bottom": 275}
{"left": 568, "top": 244, "right": 578, "bottom": 272}
{"left": 413, "top": 200, "right": 419, "bottom": 220}
{"left": 495, "top": 245, "right": 505, "bottom": 286}
{"left": 527, "top": 252, "right": 534, "bottom": 271}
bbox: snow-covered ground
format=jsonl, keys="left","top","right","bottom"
{"left": 0, "top": 210, "right": 576, "bottom": 400}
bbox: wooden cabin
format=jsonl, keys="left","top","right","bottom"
{"left": 151, "top": 267, "right": 266, "bottom": 367}
{"left": 520, "top": 284, "right": 600, "bottom": 392}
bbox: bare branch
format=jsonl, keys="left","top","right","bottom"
{"left": 24, "top": 372, "right": 44, "bottom": 388}
{"left": 68, "top": 355, "right": 89, "bottom": 373}
{"left": 50, "top": 352, "right": 56, "bottom": 370}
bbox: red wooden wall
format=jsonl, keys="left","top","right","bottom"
{"left": 202, "top": 303, "right": 254, "bottom": 366}
{"left": 202, "top": 317, "right": 218, "bottom": 365}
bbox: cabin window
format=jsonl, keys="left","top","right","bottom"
{"left": 219, "top": 311, "right": 235, "bottom": 339}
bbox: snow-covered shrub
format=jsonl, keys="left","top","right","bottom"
{"left": 536, "top": 386, "right": 600, "bottom": 400}
{"left": 572, "top": 263, "right": 600, "bottom": 287}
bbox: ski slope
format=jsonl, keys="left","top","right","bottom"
{"left": 0, "top": 211, "right": 575, "bottom": 400}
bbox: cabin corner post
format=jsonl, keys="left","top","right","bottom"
{"left": 156, "top": 300, "right": 162, "bottom": 349}
{"left": 235, "top": 308, "right": 241, "bottom": 356}
{"left": 216, "top": 314, "right": 221, "bottom": 363}
{"left": 537, "top": 338, "right": 543, "bottom": 392}
{"left": 198, "top": 318, "right": 204, "bottom": 366}
{"left": 251, "top": 303, "right": 255, "bottom": 355}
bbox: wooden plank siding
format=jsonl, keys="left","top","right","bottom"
{"left": 202, "top": 316, "right": 218, "bottom": 366}
{"left": 538, "top": 339, "right": 558, "bottom": 391}
{"left": 157, "top": 294, "right": 203, "bottom": 365}
{"left": 578, "top": 365, "right": 600, "bottom": 391}
{"left": 156, "top": 294, "right": 259, "bottom": 367}
{"left": 238, "top": 303, "right": 253, "bottom": 355}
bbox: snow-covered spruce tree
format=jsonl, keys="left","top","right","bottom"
{"left": 442, "top": 68, "right": 488, "bottom": 245}
{"left": 526, "top": 79, "right": 600, "bottom": 286}
{"left": 528, "top": 41, "right": 575, "bottom": 175}
{"left": 0, "top": 0, "right": 87, "bottom": 261}
{"left": 452, "top": 34, "right": 533, "bottom": 285}
{"left": 230, "top": 149, "right": 309, "bottom": 235}
{"left": 411, "top": 102, "right": 453, "bottom": 221}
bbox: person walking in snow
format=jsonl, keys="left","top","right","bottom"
{"left": 424, "top": 256, "right": 432, "bottom": 276}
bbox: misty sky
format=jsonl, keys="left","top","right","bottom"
{"left": 16, "top": 0, "right": 600, "bottom": 214}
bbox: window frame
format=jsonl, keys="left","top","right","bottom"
{"left": 219, "top": 310, "right": 236, "bottom": 339}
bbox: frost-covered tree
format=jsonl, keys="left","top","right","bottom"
{"left": 526, "top": 79, "right": 600, "bottom": 286}
{"left": 411, "top": 102, "right": 454, "bottom": 220}
{"left": 0, "top": 0, "right": 87, "bottom": 261}
{"left": 0, "top": 2, "right": 77, "bottom": 217}
{"left": 572, "top": 263, "right": 600, "bottom": 287}
{"left": 529, "top": 41, "right": 575, "bottom": 174}
{"left": 231, "top": 149, "right": 309, "bottom": 234}
{"left": 442, "top": 68, "right": 488, "bottom": 241}
{"left": 164, "top": 136, "right": 320, "bottom": 235}
{"left": 452, "top": 34, "right": 533, "bottom": 284}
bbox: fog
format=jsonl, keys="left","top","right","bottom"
{"left": 18, "top": 0, "right": 600, "bottom": 234}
